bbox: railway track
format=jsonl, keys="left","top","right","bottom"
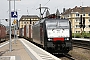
{"left": 72, "top": 40, "right": 90, "bottom": 50}
{"left": 53, "top": 53, "right": 76, "bottom": 60}
{"left": 62, "top": 53, "right": 76, "bottom": 60}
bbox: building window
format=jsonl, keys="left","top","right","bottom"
{"left": 88, "top": 13, "right": 90, "bottom": 16}
{"left": 88, "top": 25, "right": 90, "bottom": 28}
{"left": 25, "top": 18, "right": 28, "bottom": 20}
{"left": 22, "top": 18, "right": 25, "bottom": 20}
{"left": 83, "top": 14, "right": 85, "bottom": 16}
{"left": 76, "top": 13, "right": 79, "bottom": 16}
{"left": 76, "top": 31, "right": 80, "bottom": 33}
{"left": 31, "top": 19, "right": 33, "bottom": 20}
{"left": 75, "top": 25, "right": 80, "bottom": 28}
{"left": 68, "top": 15, "right": 69, "bottom": 17}
{"left": 33, "top": 19, "right": 36, "bottom": 20}
{"left": 21, "top": 25, "right": 23, "bottom": 28}
{"left": 89, "top": 31, "right": 90, "bottom": 33}
{"left": 36, "top": 18, "right": 39, "bottom": 20}
{"left": 75, "top": 19, "right": 80, "bottom": 22}
{"left": 33, "top": 22, "right": 34, "bottom": 25}
{"left": 28, "top": 19, "right": 30, "bottom": 20}
{"left": 89, "top": 19, "right": 90, "bottom": 22}
{"left": 24, "top": 22, "right": 26, "bottom": 24}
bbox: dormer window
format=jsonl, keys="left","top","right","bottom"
{"left": 76, "top": 13, "right": 79, "bottom": 16}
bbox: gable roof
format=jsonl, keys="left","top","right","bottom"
{"left": 62, "top": 6, "right": 90, "bottom": 15}
{"left": 19, "top": 15, "right": 40, "bottom": 21}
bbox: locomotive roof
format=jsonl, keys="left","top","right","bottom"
{"left": 40, "top": 19, "right": 69, "bottom": 23}
{"left": 33, "top": 19, "right": 69, "bottom": 26}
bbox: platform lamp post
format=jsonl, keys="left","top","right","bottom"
{"left": 9, "top": 0, "right": 12, "bottom": 52}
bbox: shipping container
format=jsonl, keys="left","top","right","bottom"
{"left": 24, "top": 24, "right": 32, "bottom": 38}
{"left": 24, "top": 25, "right": 26, "bottom": 37}
{"left": 19, "top": 28, "right": 24, "bottom": 37}
{"left": 27, "top": 24, "right": 32, "bottom": 38}
{"left": 22, "top": 28, "right": 24, "bottom": 37}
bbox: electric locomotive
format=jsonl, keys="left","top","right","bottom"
{"left": 32, "top": 15, "right": 72, "bottom": 53}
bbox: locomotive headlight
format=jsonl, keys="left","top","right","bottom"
{"left": 67, "top": 38, "right": 69, "bottom": 40}
{"left": 65, "top": 38, "right": 69, "bottom": 40}
{"left": 48, "top": 38, "right": 52, "bottom": 41}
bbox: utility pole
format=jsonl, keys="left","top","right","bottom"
{"left": 9, "top": 0, "right": 12, "bottom": 52}
{"left": 37, "top": 4, "right": 49, "bottom": 19}
{"left": 39, "top": 4, "right": 41, "bottom": 19}
{"left": 14, "top": 0, "right": 16, "bottom": 44}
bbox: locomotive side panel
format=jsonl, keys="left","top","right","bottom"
{"left": 32, "top": 22, "right": 41, "bottom": 44}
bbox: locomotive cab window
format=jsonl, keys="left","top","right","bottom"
{"left": 45, "top": 20, "right": 69, "bottom": 29}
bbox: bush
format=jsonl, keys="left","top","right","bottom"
{"left": 72, "top": 33, "right": 90, "bottom": 38}
{"left": 72, "top": 33, "right": 81, "bottom": 38}
{"left": 83, "top": 33, "right": 90, "bottom": 38}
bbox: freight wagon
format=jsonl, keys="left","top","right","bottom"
{"left": 0, "top": 24, "right": 6, "bottom": 42}
{"left": 19, "top": 24, "right": 32, "bottom": 39}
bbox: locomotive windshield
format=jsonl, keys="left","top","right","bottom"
{"left": 45, "top": 20, "right": 70, "bottom": 38}
{"left": 46, "top": 20, "right": 69, "bottom": 29}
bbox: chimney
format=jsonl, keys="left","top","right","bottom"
{"left": 80, "top": 6, "right": 82, "bottom": 8}
{"left": 63, "top": 8, "right": 65, "bottom": 13}
{"left": 75, "top": 6, "right": 78, "bottom": 8}
{"left": 56, "top": 9, "right": 60, "bottom": 16}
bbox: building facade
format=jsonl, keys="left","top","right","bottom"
{"left": 61, "top": 6, "right": 90, "bottom": 33}
{"left": 19, "top": 15, "right": 39, "bottom": 28}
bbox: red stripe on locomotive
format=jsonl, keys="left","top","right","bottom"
{"left": 53, "top": 38, "right": 64, "bottom": 42}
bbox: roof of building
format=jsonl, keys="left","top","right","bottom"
{"left": 19, "top": 15, "right": 40, "bottom": 21}
{"left": 62, "top": 6, "right": 90, "bottom": 15}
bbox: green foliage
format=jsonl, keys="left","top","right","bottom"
{"left": 72, "top": 33, "right": 81, "bottom": 38}
{"left": 72, "top": 33, "right": 90, "bottom": 38}
{"left": 83, "top": 33, "right": 90, "bottom": 38}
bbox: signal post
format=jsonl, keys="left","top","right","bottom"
{"left": 79, "top": 15, "right": 85, "bottom": 37}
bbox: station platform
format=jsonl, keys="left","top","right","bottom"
{"left": 0, "top": 38, "right": 60, "bottom": 60}
{"left": 0, "top": 39, "right": 32, "bottom": 60}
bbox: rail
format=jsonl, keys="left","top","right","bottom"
{"left": 72, "top": 38, "right": 90, "bottom": 41}
{"left": 72, "top": 38, "right": 90, "bottom": 49}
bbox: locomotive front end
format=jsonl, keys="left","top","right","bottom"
{"left": 45, "top": 19, "right": 72, "bottom": 53}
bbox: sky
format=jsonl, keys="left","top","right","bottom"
{"left": 0, "top": 0, "right": 90, "bottom": 26}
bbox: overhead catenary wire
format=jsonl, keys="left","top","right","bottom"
{"left": 31, "top": 0, "right": 40, "bottom": 10}
{"left": 44, "top": 0, "right": 50, "bottom": 6}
